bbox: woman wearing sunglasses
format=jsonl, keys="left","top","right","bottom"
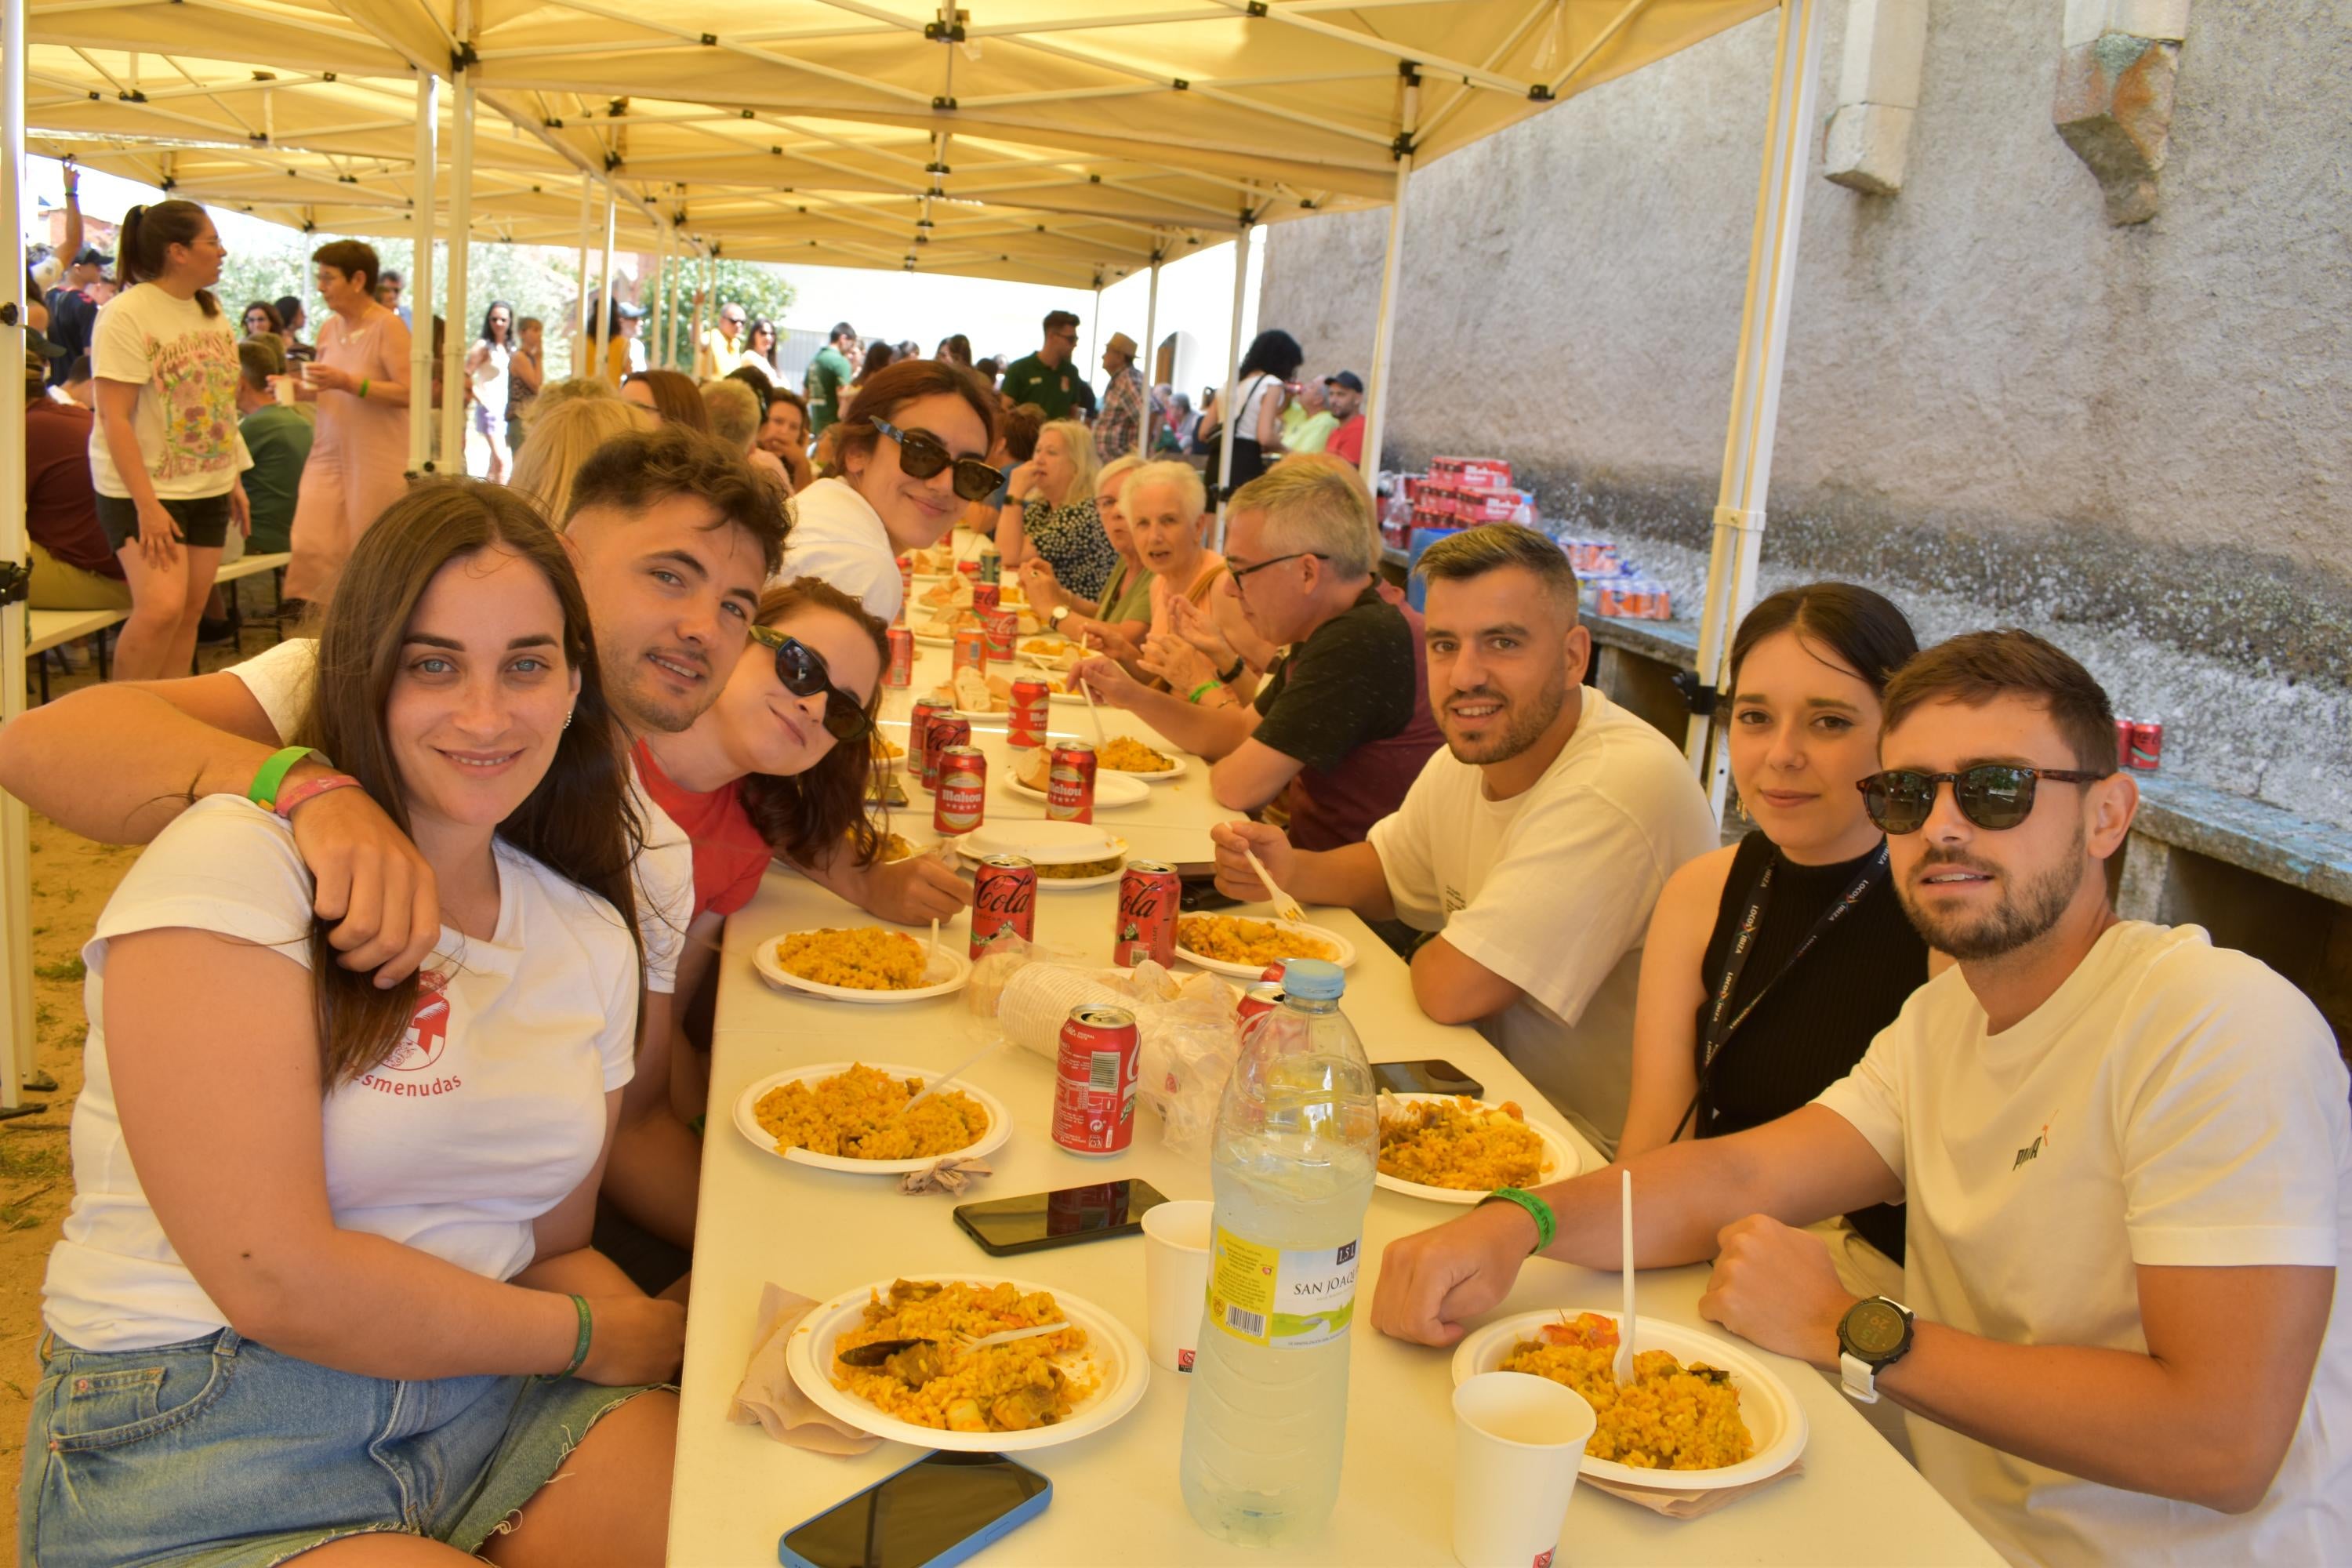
{"left": 1617, "top": 583, "right": 1939, "bottom": 1304}
{"left": 777, "top": 358, "right": 1000, "bottom": 624}
{"left": 631, "top": 579, "right": 970, "bottom": 1168}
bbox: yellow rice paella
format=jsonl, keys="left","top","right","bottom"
{"left": 1377, "top": 1094, "right": 1548, "bottom": 1191}
{"left": 753, "top": 1064, "right": 989, "bottom": 1161}
{"left": 1498, "top": 1312, "right": 1753, "bottom": 1470}
{"left": 773, "top": 926, "right": 929, "bottom": 991}
{"left": 833, "top": 1279, "right": 1095, "bottom": 1432}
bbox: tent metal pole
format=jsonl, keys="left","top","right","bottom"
{"left": 593, "top": 185, "right": 616, "bottom": 383}
{"left": 652, "top": 220, "right": 670, "bottom": 368}
{"left": 1212, "top": 217, "right": 1253, "bottom": 550}
{"left": 1142, "top": 245, "right": 1161, "bottom": 445}
{"left": 572, "top": 172, "right": 593, "bottom": 356}
{"left": 1363, "top": 74, "right": 1417, "bottom": 479}
{"left": 439, "top": 64, "right": 474, "bottom": 474}
{"left": 2, "top": 0, "right": 34, "bottom": 1104}
{"left": 1686, "top": 0, "right": 1827, "bottom": 815}
{"left": 407, "top": 70, "right": 437, "bottom": 474}
{"left": 1087, "top": 283, "right": 1103, "bottom": 406}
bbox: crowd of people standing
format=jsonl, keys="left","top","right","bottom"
{"left": 11, "top": 234, "right": 2347, "bottom": 1568}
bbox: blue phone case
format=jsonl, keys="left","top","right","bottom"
{"left": 776, "top": 1452, "right": 1052, "bottom": 1568}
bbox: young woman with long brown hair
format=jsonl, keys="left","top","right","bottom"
{"left": 88, "top": 199, "right": 251, "bottom": 681}
{"left": 24, "top": 481, "right": 683, "bottom": 1567}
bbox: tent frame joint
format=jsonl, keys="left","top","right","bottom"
{"left": 924, "top": 20, "right": 968, "bottom": 43}
{"left": 1671, "top": 670, "right": 1720, "bottom": 718}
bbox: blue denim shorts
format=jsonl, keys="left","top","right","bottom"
{"left": 18, "top": 1328, "right": 664, "bottom": 1568}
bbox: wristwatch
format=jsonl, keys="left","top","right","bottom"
{"left": 1050, "top": 605, "right": 1071, "bottom": 630}
{"left": 1836, "top": 1296, "right": 1915, "bottom": 1403}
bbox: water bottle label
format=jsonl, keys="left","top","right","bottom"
{"left": 1206, "top": 1228, "right": 1360, "bottom": 1349}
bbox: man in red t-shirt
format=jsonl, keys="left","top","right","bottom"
{"left": 1323, "top": 371, "right": 1367, "bottom": 470}
{"left": 23, "top": 353, "right": 130, "bottom": 610}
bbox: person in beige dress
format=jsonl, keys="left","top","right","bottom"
{"left": 282, "top": 240, "right": 412, "bottom": 607}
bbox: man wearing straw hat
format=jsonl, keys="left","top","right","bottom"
{"left": 1094, "top": 330, "right": 1148, "bottom": 460}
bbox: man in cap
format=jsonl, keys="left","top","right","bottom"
{"left": 1323, "top": 371, "right": 1368, "bottom": 469}
{"left": 1094, "top": 330, "right": 1148, "bottom": 459}
{"left": 42, "top": 223, "right": 113, "bottom": 389}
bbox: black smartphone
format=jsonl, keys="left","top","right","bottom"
{"left": 953, "top": 1178, "right": 1173, "bottom": 1257}
{"left": 1175, "top": 859, "right": 1242, "bottom": 913}
{"left": 778, "top": 1450, "right": 1051, "bottom": 1568}
{"left": 1373, "top": 1059, "right": 1486, "bottom": 1098}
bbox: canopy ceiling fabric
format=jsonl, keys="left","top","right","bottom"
{"left": 22, "top": 0, "right": 1775, "bottom": 285}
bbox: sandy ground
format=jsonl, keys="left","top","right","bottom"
{"left": 2, "top": 605, "right": 283, "bottom": 1541}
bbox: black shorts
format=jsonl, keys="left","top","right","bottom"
{"left": 96, "top": 492, "right": 233, "bottom": 554}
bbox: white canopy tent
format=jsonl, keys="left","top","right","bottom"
{"left": 5, "top": 0, "right": 1816, "bottom": 1102}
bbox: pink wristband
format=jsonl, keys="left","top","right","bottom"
{"left": 271, "top": 773, "right": 363, "bottom": 821}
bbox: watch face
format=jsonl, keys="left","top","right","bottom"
{"left": 1846, "top": 1299, "right": 1908, "bottom": 1358}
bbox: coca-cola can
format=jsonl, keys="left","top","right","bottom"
{"left": 973, "top": 581, "right": 1000, "bottom": 617}
{"left": 1047, "top": 741, "right": 1097, "bottom": 823}
{"left": 2129, "top": 720, "right": 2163, "bottom": 771}
{"left": 1258, "top": 959, "right": 1291, "bottom": 987}
{"left": 1236, "top": 980, "right": 1283, "bottom": 1036}
{"left": 934, "top": 745, "right": 986, "bottom": 836}
{"left": 885, "top": 626, "right": 914, "bottom": 689}
{"left": 1053, "top": 1004, "right": 1140, "bottom": 1156}
{"left": 1008, "top": 679, "right": 1051, "bottom": 749}
{"left": 953, "top": 626, "right": 988, "bottom": 676}
{"left": 982, "top": 607, "right": 1018, "bottom": 662}
{"left": 927, "top": 714, "right": 972, "bottom": 793}
{"left": 2114, "top": 717, "right": 2132, "bottom": 771}
{"left": 970, "top": 855, "right": 1036, "bottom": 960}
{"left": 895, "top": 554, "right": 913, "bottom": 611}
{"left": 912, "top": 697, "right": 952, "bottom": 790}
{"left": 1113, "top": 861, "right": 1181, "bottom": 968}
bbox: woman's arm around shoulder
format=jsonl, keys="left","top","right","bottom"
{"left": 1617, "top": 842, "right": 1742, "bottom": 1159}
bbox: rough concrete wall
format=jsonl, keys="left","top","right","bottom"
{"left": 1261, "top": 1, "right": 2352, "bottom": 692}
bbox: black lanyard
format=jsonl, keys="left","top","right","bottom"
{"left": 1671, "top": 844, "right": 1888, "bottom": 1141}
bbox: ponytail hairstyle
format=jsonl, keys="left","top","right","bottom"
{"left": 116, "top": 200, "right": 222, "bottom": 318}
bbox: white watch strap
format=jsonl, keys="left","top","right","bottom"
{"left": 1840, "top": 1348, "right": 1880, "bottom": 1403}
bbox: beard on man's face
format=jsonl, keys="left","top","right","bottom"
{"left": 1895, "top": 820, "right": 2086, "bottom": 961}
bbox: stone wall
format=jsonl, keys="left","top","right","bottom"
{"left": 1261, "top": 1, "right": 2352, "bottom": 822}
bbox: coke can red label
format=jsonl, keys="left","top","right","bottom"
{"left": 2129, "top": 720, "right": 2163, "bottom": 771}
{"left": 957, "top": 559, "right": 982, "bottom": 581}
{"left": 1047, "top": 741, "right": 1097, "bottom": 824}
{"left": 933, "top": 745, "right": 987, "bottom": 835}
{"left": 912, "top": 698, "right": 951, "bottom": 791}
{"left": 895, "top": 554, "right": 913, "bottom": 612}
{"left": 1053, "top": 1004, "right": 1139, "bottom": 1156}
{"left": 982, "top": 607, "right": 1018, "bottom": 661}
{"left": 1007, "top": 680, "right": 1051, "bottom": 749}
{"left": 1114, "top": 861, "right": 1181, "bottom": 968}
{"left": 973, "top": 582, "right": 1000, "bottom": 617}
{"left": 1259, "top": 959, "right": 1290, "bottom": 986}
{"left": 970, "top": 855, "right": 1036, "bottom": 959}
{"left": 1236, "top": 981, "right": 1283, "bottom": 1036}
{"left": 953, "top": 626, "right": 988, "bottom": 676}
{"left": 2114, "top": 717, "right": 2132, "bottom": 771}
{"left": 885, "top": 626, "right": 914, "bottom": 689}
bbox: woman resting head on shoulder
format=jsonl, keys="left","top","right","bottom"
{"left": 1618, "top": 581, "right": 1928, "bottom": 1293}
{"left": 24, "top": 481, "right": 684, "bottom": 1568}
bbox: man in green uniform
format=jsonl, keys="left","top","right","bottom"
{"left": 805, "top": 320, "right": 858, "bottom": 436}
{"left": 997, "top": 309, "right": 1083, "bottom": 420}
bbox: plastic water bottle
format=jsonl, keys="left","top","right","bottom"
{"left": 1178, "top": 959, "right": 1377, "bottom": 1545}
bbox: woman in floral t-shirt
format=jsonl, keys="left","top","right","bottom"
{"left": 87, "top": 201, "right": 251, "bottom": 682}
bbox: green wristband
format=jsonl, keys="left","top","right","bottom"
{"left": 247, "top": 746, "right": 317, "bottom": 811}
{"left": 1480, "top": 1187, "right": 1557, "bottom": 1254}
{"left": 558, "top": 1294, "right": 593, "bottom": 1378}
{"left": 1186, "top": 680, "right": 1220, "bottom": 705}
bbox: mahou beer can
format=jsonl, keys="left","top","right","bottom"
{"left": 934, "top": 745, "right": 987, "bottom": 835}
{"left": 983, "top": 607, "right": 1018, "bottom": 662}
{"left": 1113, "top": 861, "right": 1181, "bottom": 968}
{"left": 953, "top": 626, "right": 988, "bottom": 676}
{"left": 1047, "top": 740, "right": 1097, "bottom": 823}
{"left": 973, "top": 581, "right": 1000, "bottom": 617}
{"left": 1053, "top": 1004, "right": 1140, "bottom": 1156}
{"left": 2114, "top": 717, "right": 2132, "bottom": 771}
{"left": 912, "top": 697, "right": 952, "bottom": 790}
{"left": 885, "top": 626, "right": 914, "bottom": 689}
{"left": 1008, "top": 679, "right": 1051, "bottom": 749}
{"left": 970, "top": 855, "right": 1036, "bottom": 960}
{"left": 2129, "top": 720, "right": 2163, "bottom": 771}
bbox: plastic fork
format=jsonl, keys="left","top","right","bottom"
{"left": 1614, "top": 1168, "right": 1637, "bottom": 1387}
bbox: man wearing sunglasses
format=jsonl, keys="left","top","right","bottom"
{"left": 695, "top": 293, "right": 756, "bottom": 381}
{"left": 998, "top": 309, "right": 1083, "bottom": 422}
{"left": 1370, "top": 630, "right": 2350, "bottom": 1566}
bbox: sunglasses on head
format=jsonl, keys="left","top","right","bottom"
{"left": 870, "top": 416, "right": 1001, "bottom": 502}
{"left": 747, "top": 626, "right": 872, "bottom": 742}
{"left": 1857, "top": 764, "right": 2107, "bottom": 835}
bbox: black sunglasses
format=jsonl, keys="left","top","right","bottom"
{"left": 871, "top": 417, "right": 1001, "bottom": 502}
{"left": 748, "top": 626, "right": 872, "bottom": 742}
{"left": 1858, "top": 764, "right": 2108, "bottom": 835}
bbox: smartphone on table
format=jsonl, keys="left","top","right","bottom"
{"left": 1174, "top": 859, "right": 1241, "bottom": 913}
{"left": 1372, "top": 1059, "right": 1486, "bottom": 1099}
{"left": 778, "top": 1450, "right": 1051, "bottom": 1568}
{"left": 953, "top": 1178, "right": 1172, "bottom": 1257}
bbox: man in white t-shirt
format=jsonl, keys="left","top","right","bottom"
{"left": 1213, "top": 524, "right": 1717, "bottom": 1151}
{"left": 1370, "top": 630, "right": 2350, "bottom": 1567}
{"left": 0, "top": 425, "right": 786, "bottom": 1255}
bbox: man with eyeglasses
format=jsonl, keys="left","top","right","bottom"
{"left": 696, "top": 296, "right": 757, "bottom": 380}
{"left": 998, "top": 309, "right": 1083, "bottom": 422}
{"left": 1369, "top": 628, "right": 2350, "bottom": 1567}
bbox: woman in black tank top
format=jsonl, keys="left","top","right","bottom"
{"left": 1621, "top": 583, "right": 1929, "bottom": 1287}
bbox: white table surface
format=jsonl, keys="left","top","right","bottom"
{"left": 668, "top": 644, "right": 1998, "bottom": 1567}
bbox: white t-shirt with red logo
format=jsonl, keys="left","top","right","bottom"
{"left": 43, "top": 796, "right": 639, "bottom": 1352}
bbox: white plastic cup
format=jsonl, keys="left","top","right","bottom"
{"left": 270, "top": 375, "right": 296, "bottom": 405}
{"left": 1451, "top": 1371, "right": 1596, "bottom": 1568}
{"left": 1142, "top": 1199, "right": 1213, "bottom": 1373}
